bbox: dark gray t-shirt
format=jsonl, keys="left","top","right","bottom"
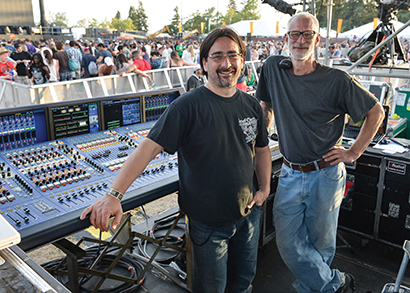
{"left": 148, "top": 86, "right": 268, "bottom": 227}
{"left": 256, "top": 55, "right": 378, "bottom": 163}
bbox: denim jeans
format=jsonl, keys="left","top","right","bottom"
{"left": 274, "top": 161, "right": 346, "bottom": 293}
{"left": 188, "top": 205, "right": 261, "bottom": 293}
{"left": 59, "top": 71, "right": 73, "bottom": 82}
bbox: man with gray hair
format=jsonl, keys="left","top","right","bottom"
{"left": 256, "top": 12, "right": 384, "bottom": 293}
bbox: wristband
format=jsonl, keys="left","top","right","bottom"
{"left": 107, "top": 188, "right": 123, "bottom": 201}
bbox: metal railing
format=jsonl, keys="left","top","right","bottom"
{"left": 0, "top": 61, "right": 262, "bottom": 108}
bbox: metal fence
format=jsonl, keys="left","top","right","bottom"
{"left": 0, "top": 61, "right": 264, "bottom": 109}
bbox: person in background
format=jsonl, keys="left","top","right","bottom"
{"left": 54, "top": 41, "right": 72, "bottom": 81}
{"left": 256, "top": 12, "right": 385, "bottom": 293}
{"left": 81, "top": 27, "right": 271, "bottom": 293}
{"left": 113, "top": 53, "right": 152, "bottom": 82}
{"left": 82, "top": 48, "right": 97, "bottom": 78}
{"left": 67, "top": 40, "right": 82, "bottom": 80}
{"left": 0, "top": 47, "right": 16, "bottom": 81}
{"left": 141, "top": 46, "right": 150, "bottom": 63}
{"left": 43, "top": 49, "right": 58, "bottom": 82}
{"left": 328, "top": 42, "right": 342, "bottom": 58}
{"left": 182, "top": 45, "right": 196, "bottom": 64}
{"left": 185, "top": 64, "right": 204, "bottom": 91}
{"left": 26, "top": 53, "right": 49, "bottom": 85}
{"left": 245, "top": 66, "right": 256, "bottom": 91}
{"left": 175, "top": 39, "right": 183, "bottom": 57}
{"left": 132, "top": 51, "right": 151, "bottom": 71}
{"left": 150, "top": 51, "right": 166, "bottom": 70}
{"left": 167, "top": 51, "right": 195, "bottom": 68}
{"left": 98, "top": 56, "right": 114, "bottom": 76}
{"left": 10, "top": 42, "right": 32, "bottom": 85}
{"left": 96, "top": 43, "right": 112, "bottom": 65}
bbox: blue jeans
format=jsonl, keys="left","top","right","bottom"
{"left": 188, "top": 206, "right": 261, "bottom": 293}
{"left": 274, "top": 161, "right": 346, "bottom": 293}
{"left": 59, "top": 71, "right": 73, "bottom": 82}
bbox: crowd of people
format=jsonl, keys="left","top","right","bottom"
{"left": 1, "top": 35, "right": 409, "bottom": 89}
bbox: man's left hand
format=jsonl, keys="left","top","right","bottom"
{"left": 323, "top": 145, "right": 359, "bottom": 165}
{"left": 247, "top": 189, "right": 270, "bottom": 209}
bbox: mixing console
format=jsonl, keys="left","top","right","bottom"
{"left": 0, "top": 121, "right": 179, "bottom": 250}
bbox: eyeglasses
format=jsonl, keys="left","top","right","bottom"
{"left": 329, "top": 46, "right": 335, "bottom": 49}
{"left": 207, "top": 52, "right": 242, "bottom": 63}
{"left": 287, "top": 30, "right": 317, "bottom": 40}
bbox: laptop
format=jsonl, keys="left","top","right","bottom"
{"left": 343, "top": 105, "right": 390, "bottom": 145}
{"left": 0, "top": 214, "right": 21, "bottom": 250}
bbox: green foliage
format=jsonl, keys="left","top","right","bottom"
{"left": 111, "top": 18, "right": 136, "bottom": 30}
{"left": 313, "top": 0, "right": 378, "bottom": 32}
{"left": 183, "top": 11, "right": 206, "bottom": 32}
{"left": 115, "top": 11, "right": 121, "bottom": 20}
{"left": 240, "top": 0, "right": 261, "bottom": 20}
{"left": 88, "top": 18, "right": 99, "bottom": 28}
{"left": 134, "top": 1, "right": 149, "bottom": 31}
{"left": 168, "top": 6, "right": 181, "bottom": 35}
{"left": 51, "top": 12, "right": 69, "bottom": 27}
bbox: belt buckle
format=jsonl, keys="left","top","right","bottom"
{"left": 298, "top": 163, "right": 308, "bottom": 172}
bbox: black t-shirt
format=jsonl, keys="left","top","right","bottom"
{"left": 29, "top": 65, "right": 48, "bottom": 84}
{"left": 147, "top": 86, "right": 268, "bottom": 227}
{"left": 10, "top": 51, "right": 31, "bottom": 76}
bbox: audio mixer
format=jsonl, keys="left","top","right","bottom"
{"left": 0, "top": 121, "right": 179, "bottom": 250}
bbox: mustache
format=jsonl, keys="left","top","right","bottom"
{"left": 216, "top": 67, "right": 237, "bottom": 74}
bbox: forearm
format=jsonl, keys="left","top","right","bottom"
{"left": 350, "top": 102, "right": 385, "bottom": 158}
{"left": 110, "top": 138, "right": 164, "bottom": 194}
{"left": 254, "top": 145, "right": 272, "bottom": 194}
{"left": 260, "top": 101, "right": 274, "bottom": 130}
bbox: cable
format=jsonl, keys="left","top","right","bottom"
{"left": 42, "top": 245, "right": 146, "bottom": 293}
{"left": 135, "top": 212, "right": 186, "bottom": 264}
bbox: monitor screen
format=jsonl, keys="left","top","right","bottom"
{"left": 102, "top": 96, "right": 142, "bottom": 130}
{"left": 145, "top": 91, "right": 180, "bottom": 122}
{"left": 0, "top": 109, "right": 48, "bottom": 151}
{"left": 50, "top": 102, "right": 99, "bottom": 139}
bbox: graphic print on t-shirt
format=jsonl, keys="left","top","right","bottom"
{"left": 238, "top": 117, "right": 257, "bottom": 143}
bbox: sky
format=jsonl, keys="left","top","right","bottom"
{"left": 31, "top": 0, "right": 293, "bottom": 34}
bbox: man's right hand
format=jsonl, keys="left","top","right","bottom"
{"left": 80, "top": 194, "right": 123, "bottom": 232}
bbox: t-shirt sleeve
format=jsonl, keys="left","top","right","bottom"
{"left": 340, "top": 75, "right": 378, "bottom": 123}
{"left": 254, "top": 64, "right": 271, "bottom": 104}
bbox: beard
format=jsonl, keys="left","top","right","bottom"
{"left": 289, "top": 45, "right": 315, "bottom": 61}
{"left": 214, "top": 66, "right": 240, "bottom": 88}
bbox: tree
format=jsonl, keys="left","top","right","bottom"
{"left": 115, "top": 11, "right": 121, "bottom": 20}
{"left": 75, "top": 18, "right": 90, "bottom": 28}
{"left": 183, "top": 11, "right": 206, "bottom": 32}
{"left": 128, "top": 6, "right": 139, "bottom": 29}
{"left": 88, "top": 18, "right": 99, "bottom": 28}
{"left": 240, "top": 0, "right": 261, "bottom": 20}
{"left": 313, "top": 0, "right": 377, "bottom": 32}
{"left": 167, "top": 6, "right": 181, "bottom": 35}
{"left": 226, "top": 0, "right": 239, "bottom": 24}
{"left": 134, "top": 0, "right": 148, "bottom": 32}
{"left": 50, "top": 12, "right": 69, "bottom": 27}
{"left": 111, "top": 18, "right": 135, "bottom": 30}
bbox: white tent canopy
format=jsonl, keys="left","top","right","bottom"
{"left": 226, "top": 20, "right": 287, "bottom": 37}
{"left": 339, "top": 20, "right": 410, "bottom": 40}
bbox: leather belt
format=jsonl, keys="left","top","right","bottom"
{"left": 283, "top": 158, "right": 332, "bottom": 172}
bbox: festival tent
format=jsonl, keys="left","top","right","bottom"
{"left": 338, "top": 21, "right": 410, "bottom": 40}
{"left": 318, "top": 27, "right": 338, "bottom": 38}
{"left": 226, "top": 20, "right": 287, "bottom": 37}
